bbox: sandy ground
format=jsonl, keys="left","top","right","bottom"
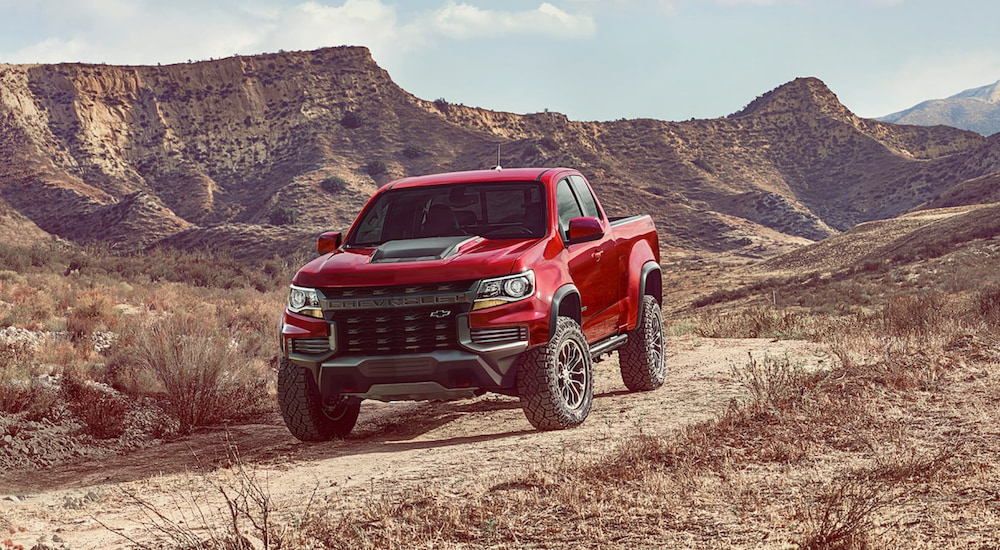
{"left": 0, "top": 337, "right": 831, "bottom": 548}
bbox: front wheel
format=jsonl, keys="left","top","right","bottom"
{"left": 618, "top": 295, "right": 666, "bottom": 391}
{"left": 278, "top": 357, "right": 360, "bottom": 441}
{"left": 517, "top": 317, "right": 593, "bottom": 430}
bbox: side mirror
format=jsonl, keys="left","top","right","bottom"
{"left": 317, "top": 231, "right": 343, "bottom": 254}
{"left": 567, "top": 217, "right": 604, "bottom": 244}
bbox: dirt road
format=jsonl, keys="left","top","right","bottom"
{"left": 0, "top": 337, "right": 830, "bottom": 548}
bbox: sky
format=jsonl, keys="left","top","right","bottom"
{"left": 1, "top": 0, "right": 999, "bottom": 122}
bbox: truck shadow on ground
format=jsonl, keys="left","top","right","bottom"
{"left": 1, "top": 393, "right": 571, "bottom": 493}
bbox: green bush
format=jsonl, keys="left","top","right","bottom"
{"left": 321, "top": 176, "right": 348, "bottom": 194}
{"left": 0, "top": 270, "right": 26, "bottom": 284}
{"left": 693, "top": 158, "right": 716, "bottom": 174}
{"left": 539, "top": 136, "right": 559, "bottom": 151}
{"left": 433, "top": 97, "right": 450, "bottom": 113}
{"left": 268, "top": 205, "right": 298, "bottom": 226}
{"left": 402, "top": 144, "right": 425, "bottom": 159}
{"left": 340, "top": 111, "right": 364, "bottom": 129}
{"left": 365, "top": 159, "right": 387, "bottom": 176}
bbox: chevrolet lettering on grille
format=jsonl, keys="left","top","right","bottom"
{"left": 322, "top": 293, "right": 469, "bottom": 310}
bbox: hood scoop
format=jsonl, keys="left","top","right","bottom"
{"left": 371, "top": 236, "right": 478, "bottom": 263}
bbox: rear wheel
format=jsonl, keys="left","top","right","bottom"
{"left": 278, "top": 357, "right": 360, "bottom": 441}
{"left": 619, "top": 295, "right": 666, "bottom": 391}
{"left": 517, "top": 317, "right": 593, "bottom": 430}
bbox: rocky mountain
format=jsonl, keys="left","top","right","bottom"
{"left": 879, "top": 80, "right": 1000, "bottom": 136}
{"left": 2, "top": 47, "right": 1000, "bottom": 260}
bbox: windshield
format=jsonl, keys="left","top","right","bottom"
{"left": 348, "top": 181, "right": 547, "bottom": 247}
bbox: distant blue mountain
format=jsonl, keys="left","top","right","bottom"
{"left": 878, "top": 80, "right": 1000, "bottom": 136}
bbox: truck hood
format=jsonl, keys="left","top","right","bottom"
{"left": 292, "top": 236, "right": 538, "bottom": 288}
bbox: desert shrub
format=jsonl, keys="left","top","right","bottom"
{"left": 0, "top": 270, "right": 26, "bottom": 284}
{"left": 880, "top": 293, "right": 945, "bottom": 337}
{"left": 0, "top": 243, "right": 54, "bottom": 272}
{"left": 731, "top": 353, "right": 808, "bottom": 415}
{"left": 974, "top": 283, "right": 1000, "bottom": 321}
{"left": 364, "top": 159, "right": 387, "bottom": 176}
{"left": 692, "top": 158, "right": 715, "bottom": 174}
{"left": 0, "top": 341, "right": 60, "bottom": 420}
{"left": 539, "top": 136, "right": 559, "bottom": 151}
{"left": 320, "top": 175, "right": 348, "bottom": 194}
{"left": 0, "top": 341, "right": 35, "bottom": 414}
{"left": 696, "top": 307, "right": 809, "bottom": 339}
{"left": 401, "top": 144, "right": 425, "bottom": 159}
{"left": 124, "top": 313, "right": 270, "bottom": 433}
{"left": 1, "top": 287, "right": 58, "bottom": 329}
{"left": 66, "top": 290, "right": 117, "bottom": 341}
{"left": 268, "top": 205, "right": 298, "bottom": 226}
{"left": 216, "top": 292, "right": 279, "bottom": 363}
{"left": 340, "top": 111, "right": 364, "bottom": 129}
{"left": 132, "top": 248, "right": 290, "bottom": 292}
{"left": 61, "top": 369, "right": 129, "bottom": 439}
{"left": 433, "top": 97, "right": 450, "bottom": 112}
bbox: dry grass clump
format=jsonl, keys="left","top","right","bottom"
{"left": 879, "top": 292, "right": 946, "bottom": 338}
{"left": 695, "top": 306, "right": 805, "bottom": 339}
{"left": 103, "top": 448, "right": 294, "bottom": 550}
{"left": 110, "top": 312, "right": 271, "bottom": 434}
{"left": 61, "top": 367, "right": 131, "bottom": 439}
{"left": 0, "top": 341, "right": 59, "bottom": 421}
{"left": 66, "top": 290, "right": 119, "bottom": 341}
{"left": 974, "top": 282, "right": 1000, "bottom": 321}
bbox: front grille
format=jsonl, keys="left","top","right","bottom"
{"left": 291, "top": 337, "right": 330, "bottom": 355}
{"left": 320, "top": 280, "right": 476, "bottom": 299}
{"left": 470, "top": 326, "right": 528, "bottom": 345}
{"left": 335, "top": 305, "right": 462, "bottom": 355}
{"left": 319, "top": 280, "right": 476, "bottom": 356}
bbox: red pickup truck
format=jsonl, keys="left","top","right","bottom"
{"left": 278, "top": 167, "right": 663, "bottom": 440}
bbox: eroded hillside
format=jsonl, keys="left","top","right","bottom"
{"left": 2, "top": 47, "right": 1000, "bottom": 258}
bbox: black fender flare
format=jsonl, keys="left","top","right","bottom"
{"left": 548, "top": 284, "right": 582, "bottom": 340}
{"left": 639, "top": 261, "right": 663, "bottom": 309}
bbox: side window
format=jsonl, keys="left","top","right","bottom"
{"left": 569, "top": 175, "right": 602, "bottom": 220}
{"left": 556, "top": 178, "right": 583, "bottom": 239}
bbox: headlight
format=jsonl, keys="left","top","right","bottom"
{"left": 288, "top": 285, "right": 323, "bottom": 318}
{"left": 474, "top": 271, "right": 535, "bottom": 310}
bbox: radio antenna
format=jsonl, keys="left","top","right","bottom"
{"left": 492, "top": 144, "right": 502, "bottom": 172}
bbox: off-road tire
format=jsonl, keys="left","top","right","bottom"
{"left": 619, "top": 295, "right": 666, "bottom": 391}
{"left": 278, "top": 357, "right": 360, "bottom": 441}
{"left": 517, "top": 317, "right": 593, "bottom": 430}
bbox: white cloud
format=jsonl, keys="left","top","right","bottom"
{"left": 260, "top": 0, "right": 417, "bottom": 63}
{"left": 426, "top": 2, "right": 597, "bottom": 40}
{"left": 0, "top": 1, "right": 596, "bottom": 66}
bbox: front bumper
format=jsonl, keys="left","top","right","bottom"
{"left": 281, "top": 312, "right": 531, "bottom": 401}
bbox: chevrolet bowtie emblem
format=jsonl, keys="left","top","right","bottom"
{"left": 430, "top": 310, "right": 451, "bottom": 318}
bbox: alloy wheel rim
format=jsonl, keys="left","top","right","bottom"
{"left": 322, "top": 396, "right": 351, "bottom": 421}
{"left": 557, "top": 339, "right": 587, "bottom": 410}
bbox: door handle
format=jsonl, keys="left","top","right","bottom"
{"left": 592, "top": 250, "right": 603, "bottom": 262}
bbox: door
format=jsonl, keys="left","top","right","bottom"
{"left": 556, "top": 177, "right": 619, "bottom": 342}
